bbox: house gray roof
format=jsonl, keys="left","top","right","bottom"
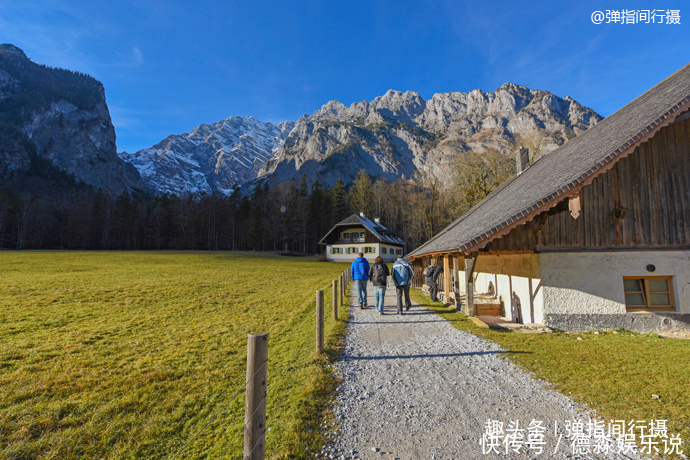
{"left": 319, "top": 214, "right": 406, "bottom": 245}
{"left": 407, "top": 63, "right": 690, "bottom": 259}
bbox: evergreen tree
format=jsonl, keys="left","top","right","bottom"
{"left": 331, "top": 178, "right": 347, "bottom": 221}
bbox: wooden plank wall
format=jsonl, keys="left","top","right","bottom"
{"left": 490, "top": 116, "right": 690, "bottom": 252}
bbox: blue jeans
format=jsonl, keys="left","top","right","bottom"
{"left": 356, "top": 279, "right": 368, "bottom": 305}
{"left": 374, "top": 286, "right": 386, "bottom": 312}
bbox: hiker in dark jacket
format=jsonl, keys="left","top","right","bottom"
{"left": 368, "top": 256, "right": 390, "bottom": 315}
{"left": 350, "top": 252, "right": 371, "bottom": 309}
{"left": 424, "top": 264, "right": 443, "bottom": 302}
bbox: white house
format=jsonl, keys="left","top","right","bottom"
{"left": 319, "top": 213, "right": 406, "bottom": 262}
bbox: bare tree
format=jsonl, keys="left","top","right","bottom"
{"left": 452, "top": 148, "right": 514, "bottom": 216}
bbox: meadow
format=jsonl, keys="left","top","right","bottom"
{"left": 412, "top": 292, "right": 690, "bottom": 457}
{"left": 0, "top": 251, "right": 349, "bottom": 459}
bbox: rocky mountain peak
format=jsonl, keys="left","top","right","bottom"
{"left": 371, "top": 89, "right": 426, "bottom": 124}
{"left": 0, "top": 44, "right": 27, "bottom": 58}
{"left": 313, "top": 100, "right": 348, "bottom": 120}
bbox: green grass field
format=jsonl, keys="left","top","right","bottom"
{"left": 0, "top": 251, "right": 350, "bottom": 459}
{"left": 412, "top": 291, "right": 690, "bottom": 457}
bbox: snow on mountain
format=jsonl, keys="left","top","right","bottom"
{"left": 119, "top": 116, "right": 294, "bottom": 196}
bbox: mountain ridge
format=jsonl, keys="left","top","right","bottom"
{"left": 255, "top": 83, "right": 602, "bottom": 188}
{"left": 0, "top": 44, "right": 603, "bottom": 198}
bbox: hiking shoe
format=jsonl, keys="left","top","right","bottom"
{"left": 406, "top": 305, "right": 410, "bottom": 311}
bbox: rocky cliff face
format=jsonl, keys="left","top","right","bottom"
{"left": 0, "top": 44, "right": 145, "bottom": 195}
{"left": 258, "top": 84, "right": 602, "bottom": 187}
{"left": 120, "top": 117, "right": 295, "bottom": 195}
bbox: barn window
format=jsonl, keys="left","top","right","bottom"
{"left": 623, "top": 276, "right": 675, "bottom": 311}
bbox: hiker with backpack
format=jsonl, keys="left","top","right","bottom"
{"left": 423, "top": 263, "right": 443, "bottom": 302}
{"left": 350, "top": 252, "right": 371, "bottom": 309}
{"left": 392, "top": 256, "right": 414, "bottom": 315}
{"left": 368, "top": 256, "right": 390, "bottom": 315}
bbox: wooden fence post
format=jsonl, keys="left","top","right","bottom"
{"left": 316, "top": 290, "right": 324, "bottom": 353}
{"left": 339, "top": 274, "right": 344, "bottom": 305}
{"left": 245, "top": 332, "right": 268, "bottom": 460}
{"left": 332, "top": 280, "right": 338, "bottom": 320}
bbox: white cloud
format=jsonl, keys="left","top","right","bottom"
{"left": 132, "top": 46, "right": 143, "bottom": 66}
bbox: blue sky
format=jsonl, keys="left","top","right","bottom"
{"left": 2, "top": 0, "right": 688, "bottom": 153}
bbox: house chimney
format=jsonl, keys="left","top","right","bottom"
{"left": 516, "top": 147, "right": 530, "bottom": 175}
{"left": 374, "top": 217, "right": 380, "bottom": 224}
{"left": 360, "top": 212, "right": 365, "bottom": 218}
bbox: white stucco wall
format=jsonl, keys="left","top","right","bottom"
{"left": 539, "top": 250, "right": 690, "bottom": 315}
{"left": 325, "top": 243, "right": 401, "bottom": 262}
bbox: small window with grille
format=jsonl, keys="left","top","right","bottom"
{"left": 623, "top": 276, "right": 675, "bottom": 311}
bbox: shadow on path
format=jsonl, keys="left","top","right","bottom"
{"left": 345, "top": 350, "right": 528, "bottom": 361}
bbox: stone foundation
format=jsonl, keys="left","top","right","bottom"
{"left": 544, "top": 313, "right": 690, "bottom": 333}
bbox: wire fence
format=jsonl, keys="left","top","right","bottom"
{"left": 169, "top": 267, "right": 352, "bottom": 460}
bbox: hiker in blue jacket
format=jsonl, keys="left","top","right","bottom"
{"left": 392, "top": 256, "right": 414, "bottom": 315}
{"left": 350, "top": 252, "right": 371, "bottom": 309}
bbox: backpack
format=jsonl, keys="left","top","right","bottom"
{"left": 373, "top": 263, "right": 387, "bottom": 284}
{"left": 423, "top": 265, "right": 434, "bottom": 277}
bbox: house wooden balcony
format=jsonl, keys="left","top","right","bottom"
{"left": 337, "top": 237, "right": 365, "bottom": 244}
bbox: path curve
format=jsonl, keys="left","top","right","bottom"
{"left": 321, "top": 282, "right": 643, "bottom": 460}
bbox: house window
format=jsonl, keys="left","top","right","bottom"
{"left": 364, "top": 246, "right": 375, "bottom": 254}
{"left": 396, "top": 248, "right": 402, "bottom": 255}
{"left": 347, "top": 247, "right": 357, "bottom": 254}
{"left": 331, "top": 247, "right": 342, "bottom": 254}
{"left": 381, "top": 247, "right": 387, "bottom": 255}
{"left": 623, "top": 276, "right": 675, "bottom": 311}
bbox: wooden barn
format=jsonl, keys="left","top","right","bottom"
{"left": 407, "top": 64, "right": 690, "bottom": 332}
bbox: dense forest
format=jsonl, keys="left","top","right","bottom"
{"left": 0, "top": 148, "right": 515, "bottom": 253}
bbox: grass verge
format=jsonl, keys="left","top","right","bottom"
{"left": 411, "top": 289, "right": 690, "bottom": 457}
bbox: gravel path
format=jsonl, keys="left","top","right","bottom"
{"left": 321, "top": 282, "right": 645, "bottom": 460}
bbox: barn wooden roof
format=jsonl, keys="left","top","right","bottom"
{"left": 407, "top": 63, "right": 690, "bottom": 260}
